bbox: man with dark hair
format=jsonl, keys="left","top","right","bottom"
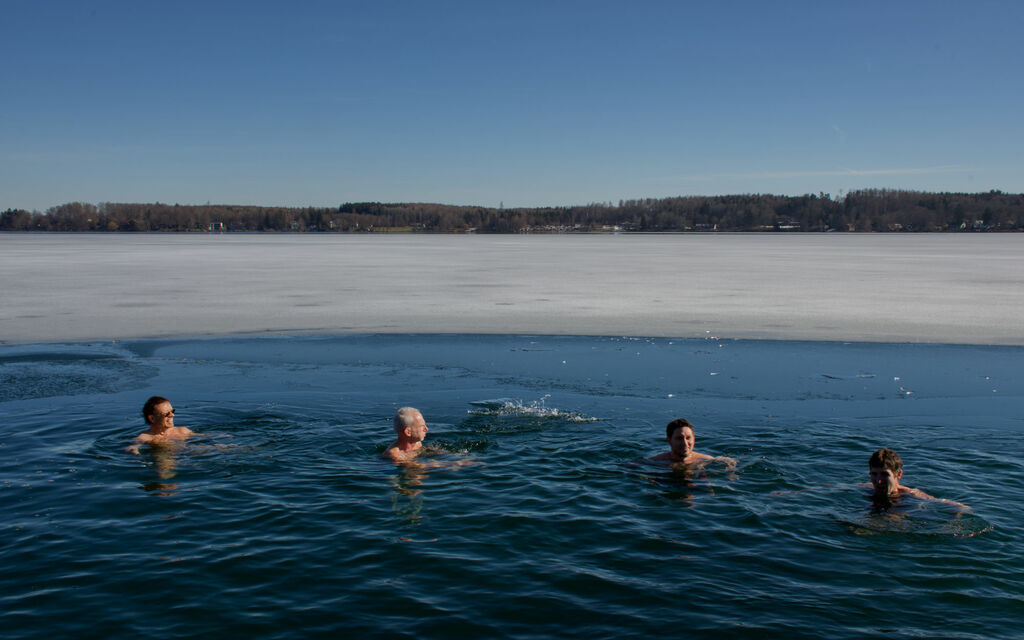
{"left": 649, "top": 418, "right": 736, "bottom": 468}
{"left": 868, "top": 447, "right": 967, "bottom": 508}
{"left": 126, "top": 396, "right": 195, "bottom": 454}
{"left": 868, "top": 447, "right": 926, "bottom": 499}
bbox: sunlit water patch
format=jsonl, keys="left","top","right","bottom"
{"left": 1, "top": 335, "right": 1022, "bottom": 639}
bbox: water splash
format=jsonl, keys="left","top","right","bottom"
{"left": 467, "top": 395, "right": 598, "bottom": 423}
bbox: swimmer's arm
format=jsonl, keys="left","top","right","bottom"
{"left": 906, "top": 487, "right": 934, "bottom": 500}
{"left": 926, "top": 493, "right": 970, "bottom": 511}
{"left": 939, "top": 498, "right": 971, "bottom": 512}
{"left": 383, "top": 446, "right": 411, "bottom": 462}
{"left": 125, "top": 433, "right": 152, "bottom": 454}
{"left": 713, "top": 456, "right": 738, "bottom": 469}
{"left": 906, "top": 488, "right": 971, "bottom": 510}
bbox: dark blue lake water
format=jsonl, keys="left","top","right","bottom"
{"left": 2, "top": 334, "right": 1021, "bottom": 638}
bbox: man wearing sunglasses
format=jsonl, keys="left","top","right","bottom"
{"left": 126, "top": 396, "right": 196, "bottom": 454}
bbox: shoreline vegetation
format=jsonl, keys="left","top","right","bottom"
{"left": 3, "top": 189, "right": 1022, "bottom": 233}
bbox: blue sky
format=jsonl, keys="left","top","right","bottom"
{"left": 2, "top": 0, "right": 1022, "bottom": 211}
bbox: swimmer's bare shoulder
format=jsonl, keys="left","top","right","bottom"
{"left": 686, "top": 452, "right": 715, "bottom": 465}
{"left": 901, "top": 486, "right": 934, "bottom": 500}
{"left": 384, "top": 447, "right": 479, "bottom": 469}
{"left": 649, "top": 451, "right": 734, "bottom": 467}
{"left": 648, "top": 452, "right": 712, "bottom": 464}
{"left": 383, "top": 445, "right": 421, "bottom": 462}
{"left": 125, "top": 426, "right": 196, "bottom": 454}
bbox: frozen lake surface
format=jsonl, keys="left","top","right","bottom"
{"left": 1, "top": 233, "right": 1022, "bottom": 345}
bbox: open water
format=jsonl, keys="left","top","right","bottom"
{"left": 2, "top": 333, "right": 1021, "bottom": 638}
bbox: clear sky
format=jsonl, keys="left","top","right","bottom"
{"left": 2, "top": 0, "right": 1022, "bottom": 211}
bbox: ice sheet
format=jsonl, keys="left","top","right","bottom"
{"left": 1, "top": 233, "right": 1021, "bottom": 344}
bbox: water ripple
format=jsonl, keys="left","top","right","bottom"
{"left": 1, "top": 335, "right": 1021, "bottom": 639}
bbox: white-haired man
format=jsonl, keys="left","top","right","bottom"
{"left": 385, "top": 407, "right": 429, "bottom": 461}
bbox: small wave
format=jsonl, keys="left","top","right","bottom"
{"left": 467, "top": 395, "right": 598, "bottom": 423}
{"left": 836, "top": 505, "right": 993, "bottom": 538}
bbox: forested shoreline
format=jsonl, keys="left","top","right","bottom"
{"left": 3, "top": 189, "right": 1022, "bottom": 233}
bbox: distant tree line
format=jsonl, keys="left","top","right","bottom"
{"left": 2, "top": 189, "right": 1022, "bottom": 233}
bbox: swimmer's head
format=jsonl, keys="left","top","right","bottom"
{"left": 869, "top": 448, "right": 902, "bottom": 475}
{"left": 665, "top": 418, "right": 695, "bottom": 457}
{"left": 869, "top": 448, "right": 903, "bottom": 498}
{"left": 665, "top": 418, "right": 694, "bottom": 441}
{"left": 394, "top": 407, "right": 427, "bottom": 442}
{"left": 142, "top": 396, "right": 172, "bottom": 426}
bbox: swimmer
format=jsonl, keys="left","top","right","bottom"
{"left": 125, "top": 396, "right": 195, "bottom": 455}
{"left": 649, "top": 418, "right": 737, "bottom": 468}
{"left": 384, "top": 407, "right": 429, "bottom": 462}
{"left": 866, "top": 447, "right": 968, "bottom": 510}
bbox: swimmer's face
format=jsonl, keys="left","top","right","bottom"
{"left": 668, "top": 426, "right": 695, "bottom": 458}
{"left": 148, "top": 401, "right": 175, "bottom": 429}
{"left": 869, "top": 466, "right": 901, "bottom": 497}
{"left": 406, "top": 413, "right": 428, "bottom": 442}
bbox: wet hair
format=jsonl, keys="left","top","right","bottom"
{"left": 870, "top": 448, "right": 903, "bottom": 474}
{"left": 665, "top": 418, "right": 695, "bottom": 440}
{"left": 142, "top": 396, "right": 171, "bottom": 425}
{"left": 394, "top": 407, "right": 421, "bottom": 434}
